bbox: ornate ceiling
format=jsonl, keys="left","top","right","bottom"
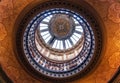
{"left": 15, "top": 0, "right": 102, "bottom": 82}
{"left": 0, "top": 0, "right": 120, "bottom": 83}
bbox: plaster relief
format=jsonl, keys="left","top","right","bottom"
{"left": 108, "top": 52, "right": 120, "bottom": 68}
{"left": 113, "top": 30, "right": 120, "bottom": 47}
{"left": 0, "top": 0, "right": 13, "bottom": 21}
{"left": 108, "top": 2, "right": 120, "bottom": 23}
{"left": 99, "top": 0, "right": 120, "bottom": 23}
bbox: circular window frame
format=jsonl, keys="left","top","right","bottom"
{"left": 13, "top": 0, "right": 103, "bottom": 82}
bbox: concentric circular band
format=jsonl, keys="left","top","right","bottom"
{"left": 15, "top": 0, "right": 103, "bottom": 82}
{"left": 23, "top": 8, "right": 95, "bottom": 78}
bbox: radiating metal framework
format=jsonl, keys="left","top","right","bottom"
{"left": 23, "top": 8, "right": 95, "bottom": 78}
{"left": 15, "top": 0, "right": 103, "bottom": 82}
